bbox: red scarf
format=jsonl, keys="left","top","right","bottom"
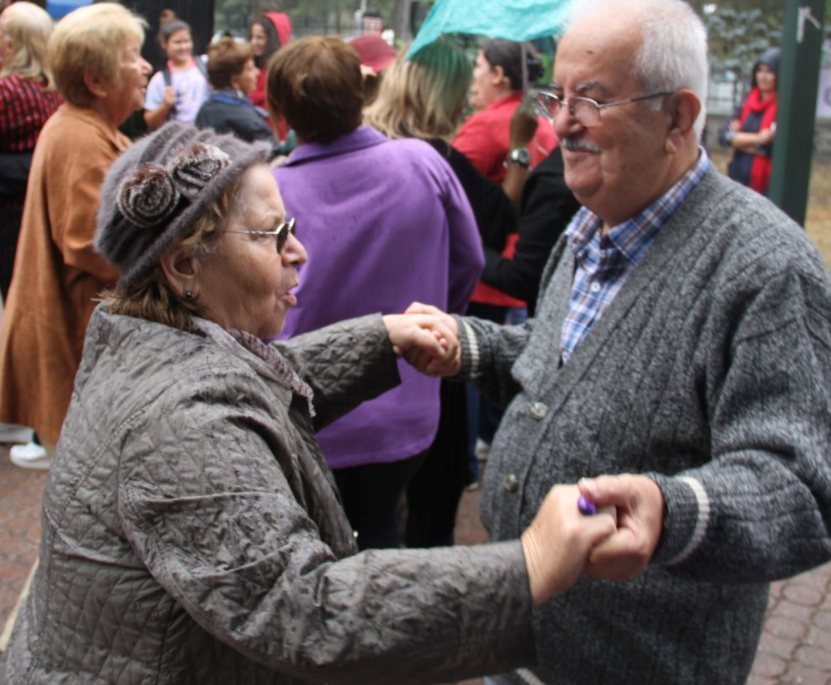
{"left": 739, "top": 87, "right": 778, "bottom": 193}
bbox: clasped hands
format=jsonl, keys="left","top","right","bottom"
{"left": 382, "top": 302, "right": 461, "bottom": 377}
{"left": 383, "top": 303, "right": 665, "bottom": 601}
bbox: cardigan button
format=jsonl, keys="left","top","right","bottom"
{"left": 529, "top": 401, "right": 548, "bottom": 419}
{"left": 504, "top": 474, "right": 519, "bottom": 492}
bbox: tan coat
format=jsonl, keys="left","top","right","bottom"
{"left": 0, "top": 104, "right": 128, "bottom": 443}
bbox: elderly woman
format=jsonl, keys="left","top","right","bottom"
{"left": 269, "top": 36, "right": 484, "bottom": 550}
{"left": 0, "top": 3, "right": 150, "bottom": 467}
{"left": 0, "top": 1, "right": 62, "bottom": 301}
{"left": 195, "top": 36, "right": 275, "bottom": 145}
{"left": 0, "top": 122, "right": 630, "bottom": 684}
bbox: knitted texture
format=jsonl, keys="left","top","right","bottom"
{"left": 95, "top": 122, "right": 271, "bottom": 288}
{"left": 459, "top": 169, "right": 831, "bottom": 685}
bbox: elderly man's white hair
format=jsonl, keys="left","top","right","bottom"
{"left": 565, "top": 0, "right": 708, "bottom": 137}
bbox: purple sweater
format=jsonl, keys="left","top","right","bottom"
{"left": 274, "top": 126, "right": 483, "bottom": 469}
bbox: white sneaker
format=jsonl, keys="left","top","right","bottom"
{"left": 10, "top": 442, "right": 51, "bottom": 470}
{"left": 474, "top": 439, "right": 491, "bottom": 460}
{"left": 0, "top": 422, "right": 34, "bottom": 444}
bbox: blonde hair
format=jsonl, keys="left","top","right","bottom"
{"left": 48, "top": 2, "right": 146, "bottom": 107}
{"left": 364, "top": 40, "right": 471, "bottom": 141}
{"left": 102, "top": 176, "right": 242, "bottom": 331}
{"left": 0, "top": 2, "right": 54, "bottom": 83}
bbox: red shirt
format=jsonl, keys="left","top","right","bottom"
{"left": 452, "top": 91, "right": 558, "bottom": 308}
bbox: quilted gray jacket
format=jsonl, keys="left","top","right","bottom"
{"left": 2, "top": 307, "right": 534, "bottom": 685}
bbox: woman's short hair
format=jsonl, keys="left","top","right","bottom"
{"left": 207, "top": 37, "right": 253, "bottom": 90}
{"left": 0, "top": 1, "right": 54, "bottom": 83}
{"left": 250, "top": 17, "right": 281, "bottom": 68}
{"left": 102, "top": 174, "right": 244, "bottom": 331}
{"left": 157, "top": 19, "right": 190, "bottom": 46}
{"left": 364, "top": 39, "right": 472, "bottom": 141}
{"left": 481, "top": 38, "right": 543, "bottom": 91}
{"left": 267, "top": 36, "right": 363, "bottom": 145}
{"left": 48, "top": 3, "right": 146, "bottom": 107}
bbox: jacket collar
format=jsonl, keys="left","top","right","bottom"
{"left": 283, "top": 126, "right": 387, "bottom": 166}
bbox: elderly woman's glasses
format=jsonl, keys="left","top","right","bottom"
{"left": 534, "top": 89, "right": 674, "bottom": 128}
{"left": 225, "top": 217, "right": 296, "bottom": 253}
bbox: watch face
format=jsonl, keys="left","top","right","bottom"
{"left": 510, "top": 148, "right": 531, "bottom": 166}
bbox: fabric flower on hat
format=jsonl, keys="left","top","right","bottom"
{"left": 116, "top": 164, "right": 181, "bottom": 229}
{"left": 169, "top": 142, "right": 232, "bottom": 200}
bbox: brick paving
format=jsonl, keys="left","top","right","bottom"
{"left": 2, "top": 447, "right": 831, "bottom": 684}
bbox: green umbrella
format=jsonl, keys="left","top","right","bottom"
{"left": 408, "top": 0, "right": 575, "bottom": 57}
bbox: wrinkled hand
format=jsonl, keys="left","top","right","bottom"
{"left": 383, "top": 313, "right": 459, "bottom": 377}
{"left": 577, "top": 474, "right": 664, "bottom": 581}
{"left": 162, "top": 85, "right": 177, "bottom": 107}
{"left": 509, "top": 96, "right": 539, "bottom": 149}
{"left": 398, "top": 302, "right": 462, "bottom": 377}
{"left": 521, "top": 484, "right": 617, "bottom": 607}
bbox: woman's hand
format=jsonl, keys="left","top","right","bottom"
{"left": 509, "top": 96, "right": 539, "bottom": 150}
{"left": 521, "top": 484, "right": 617, "bottom": 607}
{"left": 577, "top": 474, "right": 664, "bottom": 581}
{"left": 383, "top": 312, "right": 460, "bottom": 377}
{"left": 395, "top": 302, "right": 462, "bottom": 377}
{"left": 162, "top": 85, "right": 177, "bottom": 108}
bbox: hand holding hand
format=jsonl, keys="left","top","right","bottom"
{"left": 521, "top": 484, "right": 617, "bottom": 607}
{"left": 577, "top": 474, "right": 664, "bottom": 581}
{"left": 382, "top": 312, "right": 460, "bottom": 377}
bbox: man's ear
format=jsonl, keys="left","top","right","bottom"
{"left": 160, "top": 244, "right": 201, "bottom": 300}
{"left": 665, "top": 89, "right": 701, "bottom": 154}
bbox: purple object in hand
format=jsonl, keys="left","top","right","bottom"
{"left": 577, "top": 496, "right": 597, "bottom": 516}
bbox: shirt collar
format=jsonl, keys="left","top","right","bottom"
{"left": 285, "top": 126, "right": 388, "bottom": 166}
{"left": 567, "top": 147, "right": 711, "bottom": 264}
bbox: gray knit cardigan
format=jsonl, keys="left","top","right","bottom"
{"left": 459, "top": 169, "right": 831, "bottom": 685}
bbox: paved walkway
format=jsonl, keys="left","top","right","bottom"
{"left": 1, "top": 448, "right": 830, "bottom": 683}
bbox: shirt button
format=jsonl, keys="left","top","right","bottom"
{"left": 504, "top": 474, "right": 519, "bottom": 492}
{"left": 529, "top": 401, "right": 548, "bottom": 419}
{"left": 590, "top": 282, "right": 601, "bottom": 293}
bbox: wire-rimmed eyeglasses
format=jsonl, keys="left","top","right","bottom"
{"left": 225, "top": 217, "right": 296, "bottom": 253}
{"left": 534, "top": 89, "right": 674, "bottom": 127}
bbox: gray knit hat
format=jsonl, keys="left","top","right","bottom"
{"left": 95, "top": 122, "right": 272, "bottom": 288}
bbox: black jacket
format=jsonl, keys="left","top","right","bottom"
{"left": 482, "top": 148, "right": 579, "bottom": 315}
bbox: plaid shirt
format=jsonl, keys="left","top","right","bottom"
{"left": 559, "top": 150, "right": 711, "bottom": 363}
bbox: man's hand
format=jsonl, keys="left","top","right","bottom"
{"left": 577, "top": 474, "right": 664, "bottom": 581}
{"left": 382, "top": 312, "right": 460, "bottom": 377}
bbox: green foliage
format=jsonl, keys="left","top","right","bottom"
{"left": 705, "top": 7, "right": 782, "bottom": 85}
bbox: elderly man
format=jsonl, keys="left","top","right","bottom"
{"left": 408, "top": 0, "right": 831, "bottom": 683}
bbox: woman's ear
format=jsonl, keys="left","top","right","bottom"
{"left": 491, "top": 64, "right": 507, "bottom": 87}
{"left": 83, "top": 70, "right": 109, "bottom": 99}
{"left": 160, "top": 244, "right": 201, "bottom": 300}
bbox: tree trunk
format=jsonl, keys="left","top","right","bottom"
{"left": 392, "top": 0, "right": 413, "bottom": 43}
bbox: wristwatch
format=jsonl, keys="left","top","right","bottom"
{"left": 506, "top": 147, "right": 531, "bottom": 169}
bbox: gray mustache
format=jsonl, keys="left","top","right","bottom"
{"left": 562, "top": 137, "right": 602, "bottom": 153}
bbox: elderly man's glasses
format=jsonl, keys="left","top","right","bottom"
{"left": 534, "top": 89, "right": 674, "bottom": 127}
{"left": 226, "top": 217, "right": 296, "bottom": 253}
